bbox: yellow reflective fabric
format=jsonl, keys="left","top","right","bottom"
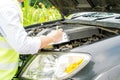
{"left": 0, "top": 68, "right": 18, "bottom": 80}
{"left": 0, "top": 37, "right": 19, "bottom": 63}
{"left": 0, "top": 37, "right": 19, "bottom": 80}
{"left": 0, "top": 49, "right": 19, "bottom": 63}
{"left": 0, "top": 36, "right": 6, "bottom": 42}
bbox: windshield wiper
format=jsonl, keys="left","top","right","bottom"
{"left": 93, "top": 16, "right": 114, "bottom": 21}
{"left": 71, "top": 13, "right": 97, "bottom": 19}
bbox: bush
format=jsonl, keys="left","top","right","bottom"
{"left": 30, "top": 0, "right": 52, "bottom": 8}
{"left": 22, "top": 0, "right": 61, "bottom": 26}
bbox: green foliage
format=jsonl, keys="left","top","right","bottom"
{"left": 30, "top": 0, "right": 51, "bottom": 8}
{"left": 22, "top": 0, "right": 61, "bottom": 26}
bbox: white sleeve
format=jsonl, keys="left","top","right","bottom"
{"left": 0, "top": 4, "right": 41, "bottom": 54}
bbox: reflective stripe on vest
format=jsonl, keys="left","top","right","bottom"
{"left": 0, "top": 62, "right": 18, "bottom": 70}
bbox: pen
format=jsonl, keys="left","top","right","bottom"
{"left": 56, "top": 26, "right": 59, "bottom": 30}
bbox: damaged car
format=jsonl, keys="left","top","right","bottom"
{"left": 13, "top": 0, "right": 120, "bottom": 80}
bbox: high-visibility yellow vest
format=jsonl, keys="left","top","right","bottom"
{"left": 0, "top": 36, "right": 19, "bottom": 80}
{"left": 0, "top": 0, "right": 22, "bottom": 79}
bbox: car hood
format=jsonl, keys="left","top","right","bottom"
{"left": 48, "top": 0, "right": 120, "bottom": 16}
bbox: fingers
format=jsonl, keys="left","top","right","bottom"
{"left": 57, "top": 29, "right": 63, "bottom": 36}
{"left": 47, "top": 29, "right": 63, "bottom": 43}
{"left": 58, "top": 28, "right": 63, "bottom": 32}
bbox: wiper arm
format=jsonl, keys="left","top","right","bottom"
{"left": 71, "top": 15, "right": 82, "bottom": 19}
{"left": 93, "top": 16, "right": 114, "bottom": 21}
{"left": 71, "top": 13, "right": 97, "bottom": 19}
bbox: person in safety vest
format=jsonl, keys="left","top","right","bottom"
{"left": 0, "top": 0, "right": 63, "bottom": 79}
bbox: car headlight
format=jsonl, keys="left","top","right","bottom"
{"left": 21, "top": 52, "right": 91, "bottom": 80}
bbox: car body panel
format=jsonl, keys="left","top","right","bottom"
{"left": 70, "top": 35, "right": 120, "bottom": 80}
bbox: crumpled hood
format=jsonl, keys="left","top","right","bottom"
{"left": 48, "top": 0, "right": 120, "bottom": 16}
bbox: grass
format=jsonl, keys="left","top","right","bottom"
{"left": 22, "top": 0, "right": 62, "bottom": 26}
